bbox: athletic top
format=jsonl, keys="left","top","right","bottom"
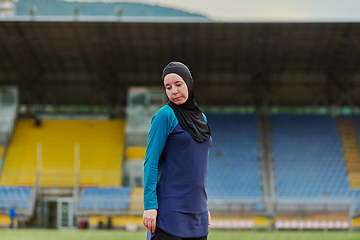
{"left": 8, "top": 207, "right": 16, "bottom": 218}
{"left": 144, "top": 104, "right": 212, "bottom": 239}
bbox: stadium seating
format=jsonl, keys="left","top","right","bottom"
{"left": 352, "top": 216, "right": 360, "bottom": 228}
{"left": 0, "top": 214, "right": 11, "bottom": 228}
{"left": 1, "top": 119, "right": 125, "bottom": 187}
{"left": 77, "top": 187, "right": 131, "bottom": 211}
{"left": 0, "top": 146, "right": 4, "bottom": 159}
{"left": 350, "top": 117, "right": 360, "bottom": 187}
{"left": 205, "top": 114, "right": 263, "bottom": 209}
{"left": 338, "top": 118, "right": 360, "bottom": 188}
{"left": 0, "top": 186, "right": 32, "bottom": 210}
{"left": 125, "top": 146, "right": 146, "bottom": 160}
{"left": 270, "top": 114, "right": 360, "bottom": 209}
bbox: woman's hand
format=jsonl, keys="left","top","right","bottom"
{"left": 143, "top": 209, "right": 157, "bottom": 233}
{"left": 208, "top": 210, "right": 211, "bottom": 227}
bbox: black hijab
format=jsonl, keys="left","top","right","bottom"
{"left": 162, "top": 62, "right": 211, "bottom": 143}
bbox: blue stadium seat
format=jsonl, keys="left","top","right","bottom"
{"left": 270, "top": 114, "right": 360, "bottom": 208}
{"left": 0, "top": 187, "right": 33, "bottom": 210}
{"left": 78, "top": 187, "right": 132, "bottom": 211}
{"left": 205, "top": 114, "right": 263, "bottom": 207}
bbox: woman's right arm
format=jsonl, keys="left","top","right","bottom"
{"left": 143, "top": 106, "right": 175, "bottom": 232}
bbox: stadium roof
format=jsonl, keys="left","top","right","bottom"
{"left": 0, "top": 19, "right": 360, "bottom": 106}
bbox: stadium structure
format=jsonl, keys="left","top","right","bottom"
{"left": 1, "top": 1, "right": 360, "bottom": 231}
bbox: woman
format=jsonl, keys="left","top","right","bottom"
{"left": 143, "top": 62, "right": 212, "bottom": 240}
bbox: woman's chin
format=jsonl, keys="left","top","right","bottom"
{"left": 175, "top": 102, "right": 185, "bottom": 105}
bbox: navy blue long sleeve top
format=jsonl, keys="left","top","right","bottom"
{"left": 144, "top": 105, "right": 212, "bottom": 238}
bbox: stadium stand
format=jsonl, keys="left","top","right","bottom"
{"left": 338, "top": 118, "right": 360, "bottom": 188}
{"left": 0, "top": 214, "right": 11, "bottom": 228}
{"left": 77, "top": 187, "right": 131, "bottom": 213}
{"left": 205, "top": 114, "right": 264, "bottom": 210}
{"left": 0, "top": 186, "right": 32, "bottom": 209}
{"left": 125, "top": 146, "right": 146, "bottom": 161}
{"left": 0, "top": 186, "right": 35, "bottom": 218}
{"left": 1, "top": 119, "right": 125, "bottom": 187}
{"left": 270, "top": 115, "right": 360, "bottom": 211}
{"left": 353, "top": 216, "right": 360, "bottom": 228}
{"left": 351, "top": 117, "right": 360, "bottom": 188}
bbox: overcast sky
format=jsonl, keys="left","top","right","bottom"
{"left": 65, "top": 0, "right": 360, "bottom": 21}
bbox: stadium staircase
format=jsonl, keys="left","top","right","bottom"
{"left": 258, "top": 115, "right": 276, "bottom": 215}
{"left": 338, "top": 118, "right": 360, "bottom": 188}
{"left": 0, "top": 87, "right": 18, "bottom": 175}
{"left": 122, "top": 105, "right": 159, "bottom": 217}
{"left": 123, "top": 105, "right": 160, "bottom": 188}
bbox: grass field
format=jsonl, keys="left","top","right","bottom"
{"left": 1, "top": 229, "right": 360, "bottom": 240}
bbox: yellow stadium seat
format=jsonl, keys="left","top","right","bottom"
{"left": 346, "top": 162, "right": 360, "bottom": 171}
{"left": 352, "top": 217, "right": 360, "bottom": 228}
{"left": 0, "top": 215, "right": 11, "bottom": 227}
{"left": 1, "top": 119, "right": 125, "bottom": 187}
{"left": 126, "top": 146, "right": 146, "bottom": 160}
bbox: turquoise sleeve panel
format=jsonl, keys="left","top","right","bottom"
{"left": 202, "top": 113, "right": 208, "bottom": 123}
{"left": 143, "top": 105, "right": 178, "bottom": 210}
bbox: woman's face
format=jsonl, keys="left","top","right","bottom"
{"left": 164, "top": 73, "right": 189, "bottom": 105}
